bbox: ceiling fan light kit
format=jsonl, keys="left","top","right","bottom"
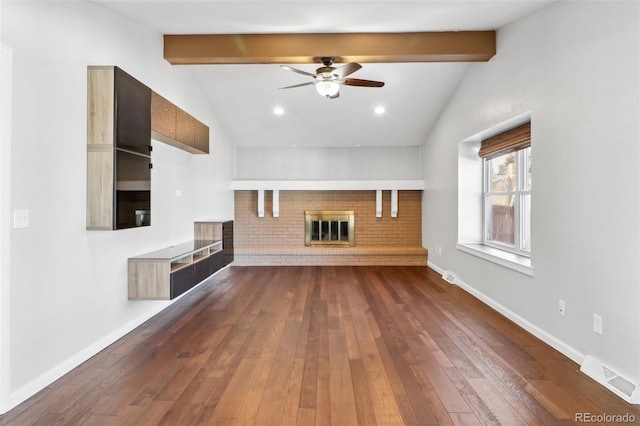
{"left": 280, "top": 57, "right": 384, "bottom": 100}
{"left": 316, "top": 80, "right": 340, "bottom": 98}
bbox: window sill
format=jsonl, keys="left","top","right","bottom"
{"left": 456, "top": 243, "right": 534, "bottom": 276}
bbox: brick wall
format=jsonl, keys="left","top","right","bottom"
{"left": 233, "top": 190, "right": 427, "bottom": 265}
{"left": 234, "top": 190, "right": 423, "bottom": 248}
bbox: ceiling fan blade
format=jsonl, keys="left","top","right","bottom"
{"left": 332, "top": 62, "right": 362, "bottom": 78}
{"left": 342, "top": 78, "right": 385, "bottom": 88}
{"left": 279, "top": 82, "right": 315, "bottom": 89}
{"left": 280, "top": 65, "right": 316, "bottom": 78}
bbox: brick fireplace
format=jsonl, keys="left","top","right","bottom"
{"left": 233, "top": 190, "right": 428, "bottom": 265}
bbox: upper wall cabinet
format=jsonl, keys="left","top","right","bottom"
{"left": 151, "top": 91, "right": 209, "bottom": 154}
{"left": 87, "top": 66, "right": 152, "bottom": 230}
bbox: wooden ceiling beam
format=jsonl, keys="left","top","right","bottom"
{"left": 163, "top": 31, "right": 496, "bottom": 65}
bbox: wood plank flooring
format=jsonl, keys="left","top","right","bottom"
{"left": 1, "top": 266, "right": 639, "bottom": 425}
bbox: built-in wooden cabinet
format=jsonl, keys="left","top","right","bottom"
{"left": 87, "top": 66, "right": 152, "bottom": 230}
{"left": 87, "top": 66, "right": 212, "bottom": 231}
{"left": 128, "top": 222, "right": 232, "bottom": 300}
{"left": 151, "top": 91, "right": 209, "bottom": 154}
{"left": 150, "top": 92, "right": 176, "bottom": 141}
{"left": 128, "top": 240, "right": 223, "bottom": 300}
{"left": 194, "top": 221, "right": 234, "bottom": 266}
{"left": 194, "top": 118, "right": 210, "bottom": 154}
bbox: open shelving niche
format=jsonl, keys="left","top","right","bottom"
{"left": 170, "top": 243, "right": 217, "bottom": 272}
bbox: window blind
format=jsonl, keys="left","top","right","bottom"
{"left": 478, "top": 122, "right": 530, "bottom": 159}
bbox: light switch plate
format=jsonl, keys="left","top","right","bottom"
{"left": 13, "top": 209, "right": 29, "bottom": 229}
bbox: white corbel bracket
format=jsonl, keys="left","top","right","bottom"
{"left": 272, "top": 189, "right": 280, "bottom": 218}
{"left": 391, "top": 189, "right": 398, "bottom": 218}
{"left": 257, "top": 189, "right": 265, "bottom": 218}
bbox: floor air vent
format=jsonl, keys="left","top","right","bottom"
{"left": 580, "top": 355, "right": 640, "bottom": 403}
{"left": 442, "top": 270, "right": 457, "bottom": 284}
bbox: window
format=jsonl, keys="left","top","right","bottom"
{"left": 480, "top": 123, "right": 531, "bottom": 256}
{"left": 483, "top": 147, "right": 531, "bottom": 254}
{"left": 457, "top": 116, "right": 532, "bottom": 275}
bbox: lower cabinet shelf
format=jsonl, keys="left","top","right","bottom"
{"left": 128, "top": 239, "right": 223, "bottom": 300}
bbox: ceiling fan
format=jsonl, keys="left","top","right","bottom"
{"left": 279, "top": 57, "right": 385, "bottom": 99}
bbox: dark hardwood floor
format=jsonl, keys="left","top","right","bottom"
{"left": 1, "top": 266, "right": 638, "bottom": 425}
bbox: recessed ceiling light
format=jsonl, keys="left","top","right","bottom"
{"left": 273, "top": 107, "right": 285, "bottom": 115}
{"left": 374, "top": 106, "right": 386, "bottom": 115}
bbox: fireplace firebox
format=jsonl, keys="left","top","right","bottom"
{"left": 305, "top": 210, "right": 354, "bottom": 247}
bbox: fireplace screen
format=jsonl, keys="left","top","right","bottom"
{"left": 305, "top": 210, "right": 354, "bottom": 247}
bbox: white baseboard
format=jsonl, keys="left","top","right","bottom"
{"left": 429, "top": 261, "right": 640, "bottom": 405}
{"left": 3, "top": 265, "right": 231, "bottom": 414}
{"left": 427, "top": 261, "right": 446, "bottom": 276}
{"left": 6, "top": 302, "right": 169, "bottom": 412}
{"left": 427, "top": 261, "right": 585, "bottom": 365}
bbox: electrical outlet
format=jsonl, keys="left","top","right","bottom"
{"left": 558, "top": 300, "right": 566, "bottom": 317}
{"left": 593, "top": 314, "right": 603, "bottom": 335}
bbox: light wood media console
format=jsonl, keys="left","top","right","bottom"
{"left": 128, "top": 239, "right": 222, "bottom": 300}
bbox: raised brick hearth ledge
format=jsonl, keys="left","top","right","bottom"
{"left": 234, "top": 246, "right": 428, "bottom": 266}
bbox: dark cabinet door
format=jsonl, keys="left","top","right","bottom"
{"left": 222, "top": 221, "right": 234, "bottom": 266}
{"left": 114, "top": 67, "right": 151, "bottom": 155}
{"left": 211, "top": 250, "right": 224, "bottom": 272}
{"left": 170, "top": 265, "right": 196, "bottom": 299}
{"left": 195, "top": 256, "right": 213, "bottom": 284}
{"left": 114, "top": 67, "right": 152, "bottom": 230}
{"left": 194, "top": 252, "right": 224, "bottom": 284}
{"left": 115, "top": 149, "right": 150, "bottom": 229}
{"left": 169, "top": 250, "right": 225, "bottom": 299}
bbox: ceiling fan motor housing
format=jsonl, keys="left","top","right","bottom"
{"left": 316, "top": 69, "right": 335, "bottom": 80}
{"left": 320, "top": 57, "right": 335, "bottom": 67}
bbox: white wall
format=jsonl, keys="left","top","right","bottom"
{"left": 0, "top": 43, "right": 14, "bottom": 413}
{"left": 1, "top": 1, "right": 234, "bottom": 410}
{"left": 423, "top": 1, "right": 640, "bottom": 384}
{"left": 235, "top": 146, "right": 421, "bottom": 180}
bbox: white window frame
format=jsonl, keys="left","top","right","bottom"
{"left": 482, "top": 147, "right": 531, "bottom": 257}
{"left": 457, "top": 112, "right": 533, "bottom": 276}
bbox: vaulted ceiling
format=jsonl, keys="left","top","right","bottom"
{"left": 92, "top": 1, "right": 554, "bottom": 148}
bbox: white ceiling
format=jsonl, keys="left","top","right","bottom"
{"left": 92, "top": 1, "right": 554, "bottom": 148}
